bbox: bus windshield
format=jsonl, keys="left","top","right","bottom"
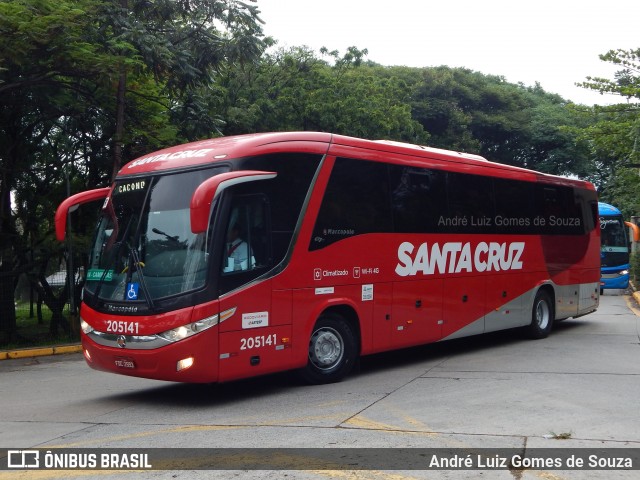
{"left": 600, "top": 215, "right": 629, "bottom": 267}
{"left": 86, "top": 166, "right": 227, "bottom": 304}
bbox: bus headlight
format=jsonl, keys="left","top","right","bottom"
{"left": 80, "top": 318, "right": 94, "bottom": 334}
{"left": 620, "top": 270, "right": 629, "bottom": 276}
{"left": 158, "top": 314, "right": 218, "bottom": 343}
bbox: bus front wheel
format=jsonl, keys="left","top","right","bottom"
{"left": 299, "top": 313, "right": 357, "bottom": 384}
{"left": 527, "top": 289, "right": 554, "bottom": 339}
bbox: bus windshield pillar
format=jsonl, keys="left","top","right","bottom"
{"left": 55, "top": 187, "right": 111, "bottom": 241}
{"left": 190, "top": 171, "right": 276, "bottom": 234}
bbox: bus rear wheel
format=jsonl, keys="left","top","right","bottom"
{"left": 299, "top": 313, "right": 357, "bottom": 384}
{"left": 527, "top": 289, "right": 554, "bottom": 339}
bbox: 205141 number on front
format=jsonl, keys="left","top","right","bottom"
{"left": 106, "top": 320, "right": 140, "bottom": 335}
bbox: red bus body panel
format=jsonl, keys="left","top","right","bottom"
{"left": 66, "top": 132, "right": 599, "bottom": 383}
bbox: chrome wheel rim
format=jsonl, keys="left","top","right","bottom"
{"left": 309, "top": 327, "right": 344, "bottom": 371}
{"left": 535, "top": 300, "right": 550, "bottom": 330}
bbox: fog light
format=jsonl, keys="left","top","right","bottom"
{"left": 177, "top": 357, "right": 194, "bottom": 371}
{"left": 84, "top": 348, "right": 92, "bottom": 362}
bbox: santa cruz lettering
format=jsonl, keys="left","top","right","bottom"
{"left": 395, "top": 241, "right": 525, "bottom": 277}
{"left": 127, "top": 148, "right": 213, "bottom": 168}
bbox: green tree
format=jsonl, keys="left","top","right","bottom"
{"left": 404, "top": 66, "right": 588, "bottom": 175}
{"left": 219, "top": 46, "right": 429, "bottom": 142}
{"left": 0, "top": 0, "right": 266, "bottom": 343}
{"left": 575, "top": 48, "right": 640, "bottom": 218}
{"left": 408, "top": 67, "right": 480, "bottom": 152}
{"left": 0, "top": 0, "right": 117, "bottom": 342}
{"left": 221, "top": 54, "right": 589, "bottom": 175}
{"left": 97, "top": 0, "right": 267, "bottom": 176}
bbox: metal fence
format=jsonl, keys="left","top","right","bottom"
{"left": 13, "top": 271, "right": 72, "bottom": 322}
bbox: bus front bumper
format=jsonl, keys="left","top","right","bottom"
{"left": 81, "top": 328, "right": 219, "bottom": 383}
{"left": 600, "top": 270, "right": 630, "bottom": 290}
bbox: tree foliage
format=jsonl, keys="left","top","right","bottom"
{"left": 217, "top": 46, "right": 428, "bottom": 142}
{"left": 0, "top": 0, "right": 115, "bottom": 341}
{"left": 574, "top": 48, "right": 640, "bottom": 218}
{"left": 2, "top": 1, "right": 635, "bottom": 344}
{"left": 0, "top": 0, "right": 266, "bottom": 342}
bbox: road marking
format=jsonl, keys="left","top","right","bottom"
{"left": 343, "top": 415, "right": 407, "bottom": 431}
{"left": 309, "top": 470, "right": 422, "bottom": 480}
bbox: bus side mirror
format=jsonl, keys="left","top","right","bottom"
{"left": 625, "top": 221, "right": 640, "bottom": 242}
{"left": 190, "top": 171, "right": 277, "bottom": 234}
{"left": 55, "top": 187, "right": 111, "bottom": 241}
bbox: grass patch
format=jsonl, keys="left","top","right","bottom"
{"left": 1, "top": 304, "right": 80, "bottom": 350}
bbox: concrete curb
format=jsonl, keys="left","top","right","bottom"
{"left": 0, "top": 344, "right": 82, "bottom": 361}
{"left": 628, "top": 279, "right": 640, "bottom": 306}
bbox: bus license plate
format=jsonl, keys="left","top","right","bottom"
{"left": 114, "top": 357, "right": 136, "bottom": 369}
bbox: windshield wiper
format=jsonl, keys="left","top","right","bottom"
{"left": 125, "top": 242, "right": 156, "bottom": 311}
{"left": 93, "top": 212, "right": 136, "bottom": 300}
{"left": 152, "top": 227, "right": 180, "bottom": 243}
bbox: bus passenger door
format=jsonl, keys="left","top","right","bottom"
{"left": 216, "top": 193, "right": 293, "bottom": 382}
{"left": 441, "top": 276, "right": 485, "bottom": 339}
{"left": 217, "top": 280, "right": 294, "bottom": 382}
{"left": 391, "top": 279, "right": 443, "bottom": 348}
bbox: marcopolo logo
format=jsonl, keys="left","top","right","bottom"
{"left": 395, "top": 241, "right": 525, "bottom": 277}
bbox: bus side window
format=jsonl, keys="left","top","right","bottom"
{"left": 493, "top": 177, "right": 535, "bottom": 234}
{"left": 536, "top": 185, "right": 584, "bottom": 235}
{"left": 221, "top": 194, "right": 271, "bottom": 276}
{"left": 389, "top": 165, "right": 447, "bottom": 233}
{"left": 446, "top": 172, "right": 493, "bottom": 233}
{"left": 310, "top": 158, "right": 392, "bottom": 250}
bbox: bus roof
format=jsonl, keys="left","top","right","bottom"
{"left": 598, "top": 202, "right": 623, "bottom": 216}
{"left": 117, "top": 132, "right": 594, "bottom": 190}
{"left": 371, "top": 139, "right": 489, "bottom": 162}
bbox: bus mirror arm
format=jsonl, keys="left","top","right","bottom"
{"left": 190, "top": 171, "right": 277, "bottom": 234}
{"left": 625, "top": 221, "right": 640, "bottom": 242}
{"left": 55, "top": 187, "right": 111, "bottom": 241}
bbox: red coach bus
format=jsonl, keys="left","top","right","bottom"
{"left": 55, "top": 132, "right": 600, "bottom": 384}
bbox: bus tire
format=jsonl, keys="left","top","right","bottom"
{"left": 527, "top": 289, "right": 554, "bottom": 339}
{"left": 299, "top": 313, "right": 357, "bottom": 384}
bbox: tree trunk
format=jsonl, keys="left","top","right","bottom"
{"left": 0, "top": 268, "right": 17, "bottom": 344}
{"left": 112, "top": 0, "right": 129, "bottom": 181}
{"left": 36, "top": 273, "right": 70, "bottom": 337}
{"left": 0, "top": 169, "right": 18, "bottom": 344}
{"left": 111, "top": 71, "right": 127, "bottom": 181}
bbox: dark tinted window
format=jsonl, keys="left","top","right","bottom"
{"left": 235, "top": 153, "right": 322, "bottom": 262}
{"left": 389, "top": 165, "right": 448, "bottom": 233}
{"left": 493, "top": 177, "right": 535, "bottom": 234}
{"left": 535, "top": 184, "right": 585, "bottom": 235}
{"left": 446, "top": 172, "right": 494, "bottom": 233}
{"left": 309, "top": 156, "right": 594, "bottom": 250}
{"left": 310, "top": 158, "right": 392, "bottom": 250}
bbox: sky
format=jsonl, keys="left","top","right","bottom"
{"left": 256, "top": 0, "right": 640, "bottom": 106}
